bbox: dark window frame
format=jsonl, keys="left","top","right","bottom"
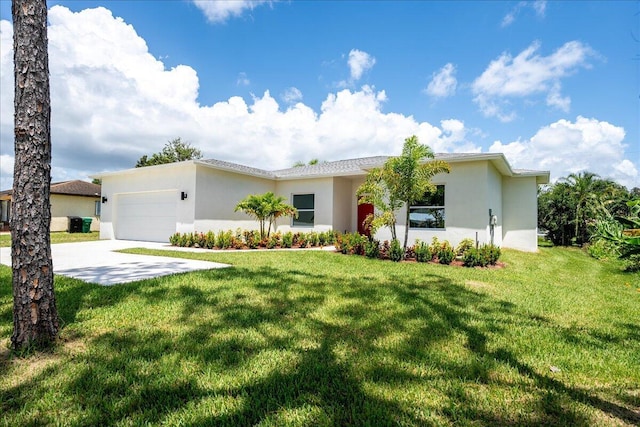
{"left": 292, "top": 193, "right": 314, "bottom": 227}
{"left": 409, "top": 185, "right": 445, "bottom": 229}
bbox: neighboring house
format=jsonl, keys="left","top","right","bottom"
{"left": 93, "top": 153, "right": 549, "bottom": 252}
{"left": 0, "top": 180, "right": 102, "bottom": 232}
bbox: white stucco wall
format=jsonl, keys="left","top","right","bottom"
{"left": 373, "top": 161, "right": 499, "bottom": 248}
{"left": 274, "top": 177, "right": 334, "bottom": 232}
{"left": 194, "top": 166, "right": 276, "bottom": 233}
{"left": 502, "top": 176, "right": 539, "bottom": 252}
{"left": 486, "top": 163, "right": 503, "bottom": 247}
{"left": 99, "top": 162, "right": 197, "bottom": 239}
{"left": 50, "top": 194, "right": 101, "bottom": 232}
{"left": 332, "top": 177, "right": 353, "bottom": 234}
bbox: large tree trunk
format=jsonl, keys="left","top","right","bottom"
{"left": 11, "top": 0, "right": 59, "bottom": 350}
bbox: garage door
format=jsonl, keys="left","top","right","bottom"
{"left": 115, "top": 190, "right": 177, "bottom": 242}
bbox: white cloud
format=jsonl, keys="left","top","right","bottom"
{"left": 502, "top": 1, "right": 547, "bottom": 27}
{"left": 426, "top": 63, "right": 457, "bottom": 98}
{"left": 191, "top": 0, "right": 270, "bottom": 23}
{"left": 348, "top": 49, "right": 376, "bottom": 81}
{"left": 0, "top": 7, "right": 477, "bottom": 190}
{"left": 472, "top": 40, "right": 597, "bottom": 121}
{"left": 0, "top": 154, "right": 14, "bottom": 188}
{"left": 281, "top": 87, "right": 303, "bottom": 104}
{"left": 489, "top": 116, "right": 638, "bottom": 188}
{"left": 236, "top": 72, "right": 250, "bottom": 86}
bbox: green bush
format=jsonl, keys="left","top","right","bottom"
{"left": 310, "top": 232, "right": 321, "bottom": 247}
{"left": 481, "top": 244, "right": 501, "bottom": 265}
{"left": 341, "top": 232, "right": 367, "bottom": 255}
{"left": 437, "top": 241, "right": 455, "bottom": 265}
{"left": 282, "top": 231, "right": 293, "bottom": 248}
{"left": 389, "top": 239, "right": 403, "bottom": 262}
{"left": 415, "top": 240, "right": 432, "bottom": 263}
{"left": 217, "top": 230, "right": 232, "bottom": 249}
{"left": 462, "top": 248, "right": 483, "bottom": 267}
{"left": 429, "top": 237, "right": 441, "bottom": 257}
{"left": 364, "top": 239, "right": 380, "bottom": 259}
{"left": 266, "top": 233, "right": 280, "bottom": 249}
{"left": 243, "top": 230, "right": 259, "bottom": 249}
{"left": 204, "top": 231, "right": 216, "bottom": 249}
{"left": 169, "top": 232, "right": 180, "bottom": 246}
{"left": 463, "top": 244, "right": 501, "bottom": 267}
{"left": 456, "top": 238, "right": 475, "bottom": 256}
{"left": 587, "top": 238, "right": 618, "bottom": 260}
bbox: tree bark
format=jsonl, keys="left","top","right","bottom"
{"left": 11, "top": 0, "right": 59, "bottom": 350}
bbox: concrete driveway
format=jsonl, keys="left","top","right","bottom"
{"left": 0, "top": 240, "right": 229, "bottom": 286}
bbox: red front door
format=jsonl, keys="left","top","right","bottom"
{"left": 357, "top": 202, "right": 374, "bottom": 236}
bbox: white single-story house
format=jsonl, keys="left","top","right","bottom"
{"left": 92, "top": 153, "right": 549, "bottom": 251}
{"left": 0, "top": 180, "right": 102, "bottom": 232}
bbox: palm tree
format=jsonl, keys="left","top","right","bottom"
{"left": 356, "top": 135, "right": 450, "bottom": 254}
{"left": 562, "top": 171, "right": 599, "bottom": 245}
{"left": 235, "top": 192, "right": 297, "bottom": 239}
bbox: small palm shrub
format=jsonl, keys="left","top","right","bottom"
{"left": 389, "top": 239, "right": 403, "bottom": 262}
{"left": 415, "top": 240, "right": 432, "bottom": 263}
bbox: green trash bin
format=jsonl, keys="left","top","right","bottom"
{"left": 81, "top": 217, "right": 92, "bottom": 233}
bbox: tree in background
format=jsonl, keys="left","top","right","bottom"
{"left": 235, "top": 192, "right": 297, "bottom": 239}
{"left": 11, "top": 0, "right": 59, "bottom": 350}
{"left": 595, "top": 200, "right": 640, "bottom": 268}
{"left": 293, "top": 159, "right": 321, "bottom": 167}
{"left": 356, "top": 135, "right": 450, "bottom": 253}
{"left": 538, "top": 171, "right": 635, "bottom": 246}
{"left": 135, "top": 137, "right": 203, "bottom": 167}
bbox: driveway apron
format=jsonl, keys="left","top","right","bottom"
{"left": 0, "top": 240, "right": 228, "bottom": 286}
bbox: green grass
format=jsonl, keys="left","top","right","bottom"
{"left": 1, "top": 247, "right": 639, "bottom": 426}
{"left": 0, "top": 231, "right": 99, "bottom": 247}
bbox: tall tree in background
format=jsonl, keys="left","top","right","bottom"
{"left": 11, "top": 0, "right": 59, "bottom": 350}
{"left": 135, "top": 137, "right": 203, "bottom": 167}
{"left": 562, "top": 171, "right": 600, "bottom": 245}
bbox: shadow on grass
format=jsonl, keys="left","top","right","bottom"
{"left": 1, "top": 255, "right": 639, "bottom": 425}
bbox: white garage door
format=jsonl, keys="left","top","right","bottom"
{"left": 115, "top": 191, "right": 177, "bottom": 242}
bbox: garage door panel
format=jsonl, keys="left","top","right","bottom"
{"left": 115, "top": 191, "right": 177, "bottom": 242}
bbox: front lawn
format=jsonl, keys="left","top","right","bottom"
{"left": 0, "top": 231, "right": 99, "bottom": 247}
{"left": 1, "top": 247, "right": 639, "bottom": 425}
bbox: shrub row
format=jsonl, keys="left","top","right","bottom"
{"left": 335, "top": 234, "right": 501, "bottom": 267}
{"left": 169, "top": 229, "right": 339, "bottom": 250}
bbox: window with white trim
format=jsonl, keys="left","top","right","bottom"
{"left": 409, "top": 185, "right": 445, "bottom": 229}
{"left": 292, "top": 194, "right": 314, "bottom": 227}
{"left": 95, "top": 200, "right": 101, "bottom": 217}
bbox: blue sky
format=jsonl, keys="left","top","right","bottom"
{"left": 0, "top": 1, "right": 638, "bottom": 189}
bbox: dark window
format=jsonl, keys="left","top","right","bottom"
{"left": 293, "top": 194, "right": 314, "bottom": 226}
{"left": 409, "top": 185, "right": 445, "bottom": 229}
